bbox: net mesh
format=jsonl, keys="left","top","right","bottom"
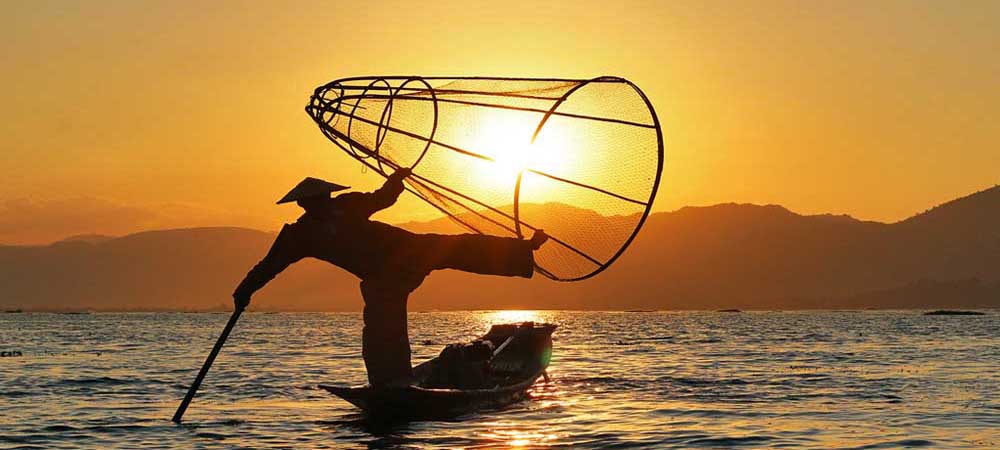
{"left": 306, "top": 76, "right": 664, "bottom": 281}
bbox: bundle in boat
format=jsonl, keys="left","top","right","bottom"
{"left": 319, "top": 322, "right": 556, "bottom": 419}
{"left": 306, "top": 76, "right": 664, "bottom": 281}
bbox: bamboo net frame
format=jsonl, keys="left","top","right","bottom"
{"left": 306, "top": 76, "right": 664, "bottom": 281}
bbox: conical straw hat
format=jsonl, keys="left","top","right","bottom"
{"left": 276, "top": 177, "right": 350, "bottom": 204}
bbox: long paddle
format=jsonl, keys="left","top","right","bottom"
{"left": 172, "top": 306, "right": 245, "bottom": 423}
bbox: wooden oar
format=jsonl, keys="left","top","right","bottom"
{"left": 172, "top": 306, "right": 244, "bottom": 423}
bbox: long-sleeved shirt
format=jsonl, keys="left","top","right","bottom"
{"left": 233, "top": 174, "right": 410, "bottom": 299}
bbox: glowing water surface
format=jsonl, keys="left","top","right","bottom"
{"left": 1, "top": 311, "right": 998, "bottom": 449}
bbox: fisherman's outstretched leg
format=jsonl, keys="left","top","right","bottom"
{"left": 416, "top": 232, "right": 542, "bottom": 278}
{"left": 360, "top": 274, "right": 423, "bottom": 388}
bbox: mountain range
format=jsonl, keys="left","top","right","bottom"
{"left": 1, "top": 186, "right": 997, "bottom": 311}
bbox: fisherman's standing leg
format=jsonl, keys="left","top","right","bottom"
{"left": 360, "top": 274, "right": 424, "bottom": 388}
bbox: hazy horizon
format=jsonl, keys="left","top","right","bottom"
{"left": 4, "top": 182, "right": 998, "bottom": 246}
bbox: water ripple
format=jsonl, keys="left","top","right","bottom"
{"left": 0, "top": 311, "right": 997, "bottom": 448}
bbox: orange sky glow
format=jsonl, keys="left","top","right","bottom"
{"left": 2, "top": 0, "right": 998, "bottom": 244}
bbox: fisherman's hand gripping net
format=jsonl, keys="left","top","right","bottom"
{"left": 306, "top": 76, "right": 664, "bottom": 281}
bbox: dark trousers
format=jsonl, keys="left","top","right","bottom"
{"left": 360, "top": 274, "right": 423, "bottom": 387}
{"left": 359, "top": 234, "right": 534, "bottom": 387}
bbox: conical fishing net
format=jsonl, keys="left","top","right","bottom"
{"left": 306, "top": 76, "right": 664, "bottom": 281}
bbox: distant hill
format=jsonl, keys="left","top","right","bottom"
{"left": 56, "top": 234, "right": 117, "bottom": 245}
{"left": 1, "top": 186, "right": 998, "bottom": 311}
{"left": 0, "top": 228, "right": 362, "bottom": 311}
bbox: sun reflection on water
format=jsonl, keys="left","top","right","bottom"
{"left": 488, "top": 310, "right": 542, "bottom": 324}
{"left": 479, "top": 421, "right": 561, "bottom": 448}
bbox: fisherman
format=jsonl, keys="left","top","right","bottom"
{"left": 232, "top": 168, "right": 548, "bottom": 388}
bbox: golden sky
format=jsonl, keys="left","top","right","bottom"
{"left": 2, "top": 0, "right": 998, "bottom": 244}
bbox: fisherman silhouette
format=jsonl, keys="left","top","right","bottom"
{"left": 233, "top": 168, "right": 548, "bottom": 388}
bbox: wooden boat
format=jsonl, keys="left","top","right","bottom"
{"left": 320, "top": 321, "right": 555, "bottom": 419}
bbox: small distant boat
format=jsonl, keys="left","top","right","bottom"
{"left": 320, "top": 322, "right": 555, "bottom": 420}
{"left": 3, "top": 309, "right": 23, "bottom": 313}
{"left": 717, "top": 309, "right": 742, "bottom": 313}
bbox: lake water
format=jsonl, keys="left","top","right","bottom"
{"left": 1, "top": 311, "right": 998, "bottom": 449}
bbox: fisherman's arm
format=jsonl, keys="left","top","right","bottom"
{"left": 232, "top": 224, "right": 304, "bottom": 309}
{"left": 362, "top": 168, "right": 411, "bottom": 215}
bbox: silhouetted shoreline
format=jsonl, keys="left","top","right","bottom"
{"left": 923, "top": 310, "right": 986, "bottom": 316}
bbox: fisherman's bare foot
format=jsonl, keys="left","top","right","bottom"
{"left": 530, "top": 229, "right": 549, "bottom": 250}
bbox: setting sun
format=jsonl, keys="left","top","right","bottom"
{"left": 467, "top": 112, "right": 570, "bottom": 190}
